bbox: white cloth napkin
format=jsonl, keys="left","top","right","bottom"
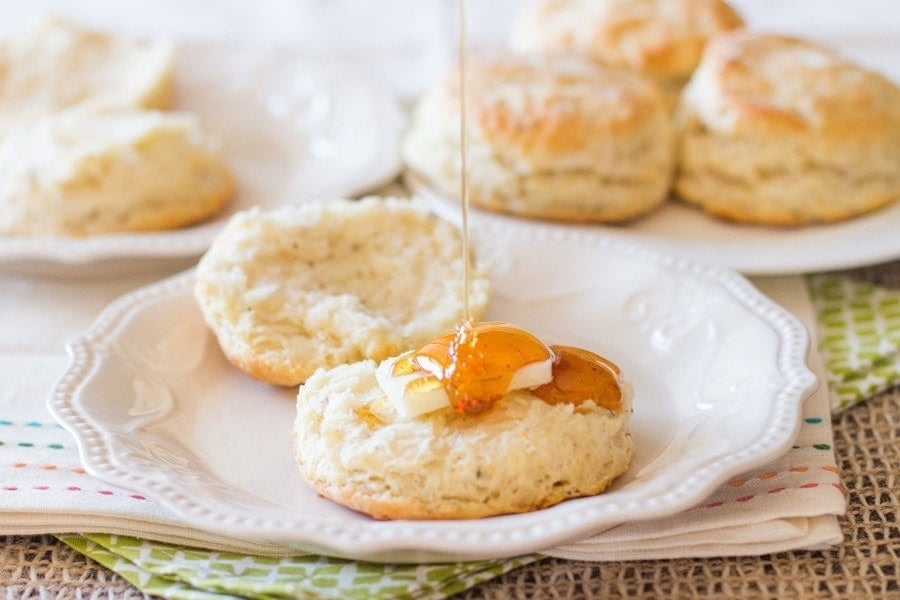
{"left": 0, "top": 268, "right": 844, "bottom": 558}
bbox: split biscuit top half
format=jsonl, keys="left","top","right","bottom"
{"left": 194, "top": 198, "right": 490, "bottom": 387}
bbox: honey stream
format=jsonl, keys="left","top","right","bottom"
{"left": 459, "top": 0, "right": 472, "bottom": 323}
{"left": 396, "top": 0, "right": 622, "bottom": 416}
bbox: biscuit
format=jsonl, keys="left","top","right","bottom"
{"left": 510, "top": 0, "right": 743, "bottom": 106}
{"left": 0, "top": 110, "right": 233, "bottom": 235}
{"left": 0, "top": 18, "right": 174, "bottom": 128}
{"left": 293, "top": 358, "right": 634, "bottom": 519}
{"left": 675, "top": 31, "right": 900, "bottom": 225}
{"left": 194, "top": 198, "right": 490, "bottom": 386}
{"left": 403, "top": 55, "right": 674, "bottom": 223}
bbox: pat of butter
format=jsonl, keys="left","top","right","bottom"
{"left": 374, "top": 353, "right": 553, "bottom": 419}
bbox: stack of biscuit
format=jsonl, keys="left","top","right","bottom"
{"left": 0, "top": 18, "right": 233, "bottom": 236}
{"left": 403, "top": 0, "right": 899, "bottom": 227}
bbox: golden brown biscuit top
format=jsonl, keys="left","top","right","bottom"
{"left": 441, "top": 56, "right": 665, "bottom": 158}
{"left": 512, "top": 0, "right": 743, "bottom": 79}
{"left": 685, "top": 31, "right": 900, "bottom": 136}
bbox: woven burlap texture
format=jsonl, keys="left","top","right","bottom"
{"left": 0, "top": 385, "right": 894, "bottom": 600}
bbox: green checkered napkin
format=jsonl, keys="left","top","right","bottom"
{"left": 806, "top": 275, "right": 900, "bottom": 411}
{"left": 59, "top": 274, "right": 898, "bottom": 599}
{"left": 59, "top": 534, "right": 538, "bottom": 599}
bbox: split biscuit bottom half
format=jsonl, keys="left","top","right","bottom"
{"left": 294, "top": 359, "right": 635, "bottom": 520}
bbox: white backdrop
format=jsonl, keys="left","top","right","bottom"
{"left": 0, "top": 0, "right": 897, "bottom": 97}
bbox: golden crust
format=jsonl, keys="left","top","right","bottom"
{"left": 138, "top": 67, "right": 175, "bottom": 111}
{"left": 676, "top": 184, "right": 898, "bottom": 227}
{"left": 402, "top": 55, "right": 675, "bottom": 223}
{"left": 458, "top": 58, "right": 661, "bottom": 152}
{"left": 468, "top": 189, "right": 666, "bottom": 224}
{"left": 79, "top": 167, "right": 232, "bottom": 234}
{"left": 688, "top": 31, "right": 900, "bottom": 138}
{"left": 512, "top": 0, "right": 743, "bottom": 79}
{"left": 300, "top": 459, "right": 629, "bottom": 520}
{"left": 675, "top": 31, "right": 900, "bottom": 225}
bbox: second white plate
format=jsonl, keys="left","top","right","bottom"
{"left": 410, "top": 174, "right": 900, "bottom": 275}
{"left": 50, "top": 226, "right": 816, "bottom": 562}
{"left": 0, "top": 41, "right": 405, "bottom": 275}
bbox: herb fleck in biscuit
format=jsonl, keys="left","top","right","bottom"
{"left": 194, "top": 198, "right": 490, "bottom": 386}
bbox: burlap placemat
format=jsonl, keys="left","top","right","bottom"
{"left": 464, "top": 386, "right": 899, "bottom": 599}
{"left": 1, "top": 262, "right": 896, "bottom": 599}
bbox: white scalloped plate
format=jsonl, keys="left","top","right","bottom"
{"left": 0, "top": 41, "right": 404, "bottom": 275}
{"left": 49, "top": 225, "right": 816, "bottom": 562}
{"left": 408, "top": 174, "right": 900, "bottom": 276}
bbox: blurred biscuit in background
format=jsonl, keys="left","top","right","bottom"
{"left": 403, "top": 55, "right": 674, "bottom": 223}
{"left": 510, "top": 0, "right": 743, "bottom": 107}
{"left": 676, "top": 31, "right": 900, "bottom": 225}
{"left": 0, "top": 111, "right": 232, "bottom": 236}
{"left": 0, "top": 18, "right": 174, "bottom": 129}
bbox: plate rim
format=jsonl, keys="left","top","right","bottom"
{"left": 406, "top": 172, "right": 900, "bottom": 276}
{"left": 48, "top": 227, "right": 817, "bottom": 561}
{"left": 0, "top": 41, "right": 405, "bottom": 270}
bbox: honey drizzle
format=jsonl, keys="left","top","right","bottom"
{"left": 459, "top": 0, "right": 472, "bottom": 323}
{"left": 389, "top": 1, "right": 623, "bottom": 418}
